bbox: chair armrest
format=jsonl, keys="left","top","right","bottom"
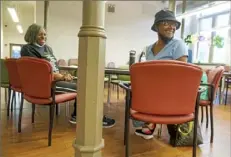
{"left": 200, "top": 83, "right": 214, "bottom": 89}
{"left": 118, "top": 82, "right": 131, "bottom": 92}
{"left": 200, "top": 83, "right": 215, "bottom": 101}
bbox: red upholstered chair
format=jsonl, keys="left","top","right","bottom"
{"left": 5, "top": 58, "right": 23, "bottom": 116}
{"left": 199, "top": 66, "right": 225, "bottom": 143}
{"left": 17, "top": 57, "right": 77, "bottom": 146}
{"left": 120, "top": 60, "right": 203, "bottom": 157}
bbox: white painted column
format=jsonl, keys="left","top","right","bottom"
{"left": 73, "top": 1, "right": 106, "bottom": 157}
{"left": 168, "top": 0, "right": 176, "bottom": 14}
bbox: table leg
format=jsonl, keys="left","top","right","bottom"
{"left": 220, "top": 76, "right": 226, "bottom": 104}
{"left": 5, "top": 88, "right": 8, "bottom": 104}
{"left": 107, "top": 75, "right": 112, "bottom": 105}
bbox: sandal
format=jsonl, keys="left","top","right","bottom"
{"left": 135, "top": 124, "right": 156, "bottom": 140}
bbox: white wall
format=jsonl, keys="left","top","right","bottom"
{"left": 1, "top": 1, "right": 3, "bottom": 58}
{"left": 36, "top": 1, "right": 167, "bottom": 66}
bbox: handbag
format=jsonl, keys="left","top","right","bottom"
{"left": 167, "top": 122, "right": 203, "bottom": 147}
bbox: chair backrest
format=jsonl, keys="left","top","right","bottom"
{"left": 0, "top": 59, "right": 9, "bottom": 84}
{"left": 224, "top": 65, "right": 230, "bottom": 72}
{"left": 17, "top": 57, "right": 53, "bottom": 99}
{"left": 130, "top": 60, "right": 203, "bottom": 116}
{"left": 57, "top": 59, "right": 67, "bottom": 66}
{"left": 5, "top": 58, "right": 21, "bottom": 88}
{"left": 207, "top": 66, "right": 225, "bottom": 98}
{"left": 68, "top": 58, "right": 78, "bottom": 66}
{"left": 107, "top": 62, "right": 116, "bottom": 68}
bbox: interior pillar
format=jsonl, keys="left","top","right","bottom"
{"left": 180, "top": 0, "right": 186, "bottom": 39}
{"left": 73, "top": 1, "right": 106, "bottom": 157}
{"left": 168, "top": 0, "right": 176, "bottom": 14}
{"left": 44, "top": 1, "right": 49, "bottom": 31}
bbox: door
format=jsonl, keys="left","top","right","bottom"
{"left": 9, "top": 43, "right": 24, "bottom": 58}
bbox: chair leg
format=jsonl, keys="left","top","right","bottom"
{"left": 157, "top": 124, "right": 162, "bottom": 138}
{"left": 224, "top": 81, "right": 229, "bottom": 105}
{"left": 174, "top": 125, "right": 179, "bottom": 147}
{"left": 7, "top": 88, "right": 12, "bottom": 117}
{"left": 32, "top": 104, "right": 35, "bottom": 123}
{"left": 5, "top": 88, "right": 7, "bottom": 104}
{"left": 117, "top": 85, "right": 119, "bottom": 100}
{"left": 193, "top": 120, "right": 198, "bottom": 157}
{"left": 124, "top": 98, "right": 128, "bottom": 145}
{"left": 125, "top": 115, "right": 130, "bottom": 157}
{"left": 210, "top": 105, "right": 214, "bottom": 143}
{"left": 201, "top": 106, "right": 204, "bottom": 123}
{"left": 56, "top": 104, "right": 59, "bottom": 115}
{"left": 206, "top": 106, "right": 209, "bottom": 128}
{"left": 48, "top": 105, "right": 55, "bottom": 146}
{"left": 11, "top": 91, "right": 16, "bottom": 112}
{"left": 18, "top": 94, "right": 24, "bottom": 133}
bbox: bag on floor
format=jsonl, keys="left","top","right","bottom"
{"left": 167, "top": 122, "right": 203, "bottom": 147}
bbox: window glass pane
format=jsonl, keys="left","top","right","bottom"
{"left": 197, "top": 32, "right": 211, "bottom": 63}
{"left": 11, "top": 46, "right": 21, "bottom": 58}
{"left": 199, "top": 1, "right": 230, "bottom": 17}
{"left": 215, "top": 13, "right": 230, "bottom": 28}
{"left": 199, "top": 17, "right": 213, "bottom": 31}
{"left": 212, "top": 28, "right": 231, "bottom": 64}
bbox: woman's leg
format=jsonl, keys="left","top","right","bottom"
{"left": 56, "top": 81, "right": 77, "bottom": 123}
{"left": 55, "top": 81, "right": 115, "bottom": 128}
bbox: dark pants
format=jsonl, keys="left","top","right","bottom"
{"left": 56, "top": 81, "right": 77, "bottom": 116}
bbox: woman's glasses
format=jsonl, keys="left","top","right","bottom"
{"left": 160, "top": 21, "right": 178, "bottom": 28}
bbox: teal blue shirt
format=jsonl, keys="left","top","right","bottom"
{"left": 143, "top": 38, "right": 188, "bottom": 61}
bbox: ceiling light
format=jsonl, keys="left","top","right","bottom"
{"left": 16, "top": 24, "right": 23, "bottom": 34}
{"left": 7, "top": 7, "right": 19, "bottom": 23}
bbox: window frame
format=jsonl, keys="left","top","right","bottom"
{"left": 196, "top": 10, "right": 230, "bottom": 63}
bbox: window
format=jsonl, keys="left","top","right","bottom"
{"left": 199, "top": 17, "right": 213, "bottom": 31}
{"left": 197, "top": 18, "right": 213, "bottom": 63}
{"left": 197, "top": 31, "right": 212, "bottom": 63}
{"left": 196, "top": 12, "right": 230, "bottom": 64}
{"left": 176, "top": 1, "right": 231, "bottom": 64}
{"left": 215, "top": 13, "right": 230, "bottom": 28}
{"left": 212, "top": 28, "right": 231, "bottom": 63}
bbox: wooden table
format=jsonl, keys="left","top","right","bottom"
{"left": 59, "top": 66, "right": 130, "bottom": 105}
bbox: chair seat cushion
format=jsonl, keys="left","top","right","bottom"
{"left": 199, "top": 100, "right": 211, "bottom": 106}
{"left": 131, "top": 112, "right": 194, "bottom": 124}
{"left": 24, "top": 93, "right": 77, "bottom": 105}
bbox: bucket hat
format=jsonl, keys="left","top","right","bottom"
{"left": 151, "top": 9, "right": 181, "bottom": 32}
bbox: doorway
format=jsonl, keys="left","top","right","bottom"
{"left": 9, "top": 43, "right": 24, "bottom": 58}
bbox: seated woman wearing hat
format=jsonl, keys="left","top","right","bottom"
{"left": 134, "top": 9, "right": 188, "bottom": 140}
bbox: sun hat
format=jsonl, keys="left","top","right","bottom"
{"left": 151, "top": 9, "right": 181, "bottom": 32}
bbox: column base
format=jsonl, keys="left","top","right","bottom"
{"left": 73, "top": 138, "right": 104, "bottom": 157}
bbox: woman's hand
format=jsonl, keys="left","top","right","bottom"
{"left": 63, "top": 73, "right": 73, "bottom": 81}
{"left": 53, "top": 73, "right": 73, "bottom": 81}
{"left": 53, "top": 73, "right": 65, "bottom": 81}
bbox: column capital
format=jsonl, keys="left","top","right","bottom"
{"left": 78, "top": 26, "right": 106, "bottom": 38}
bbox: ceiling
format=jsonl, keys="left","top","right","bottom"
{"left": 2, "top": 1, "right": 35, "bottom": 34}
